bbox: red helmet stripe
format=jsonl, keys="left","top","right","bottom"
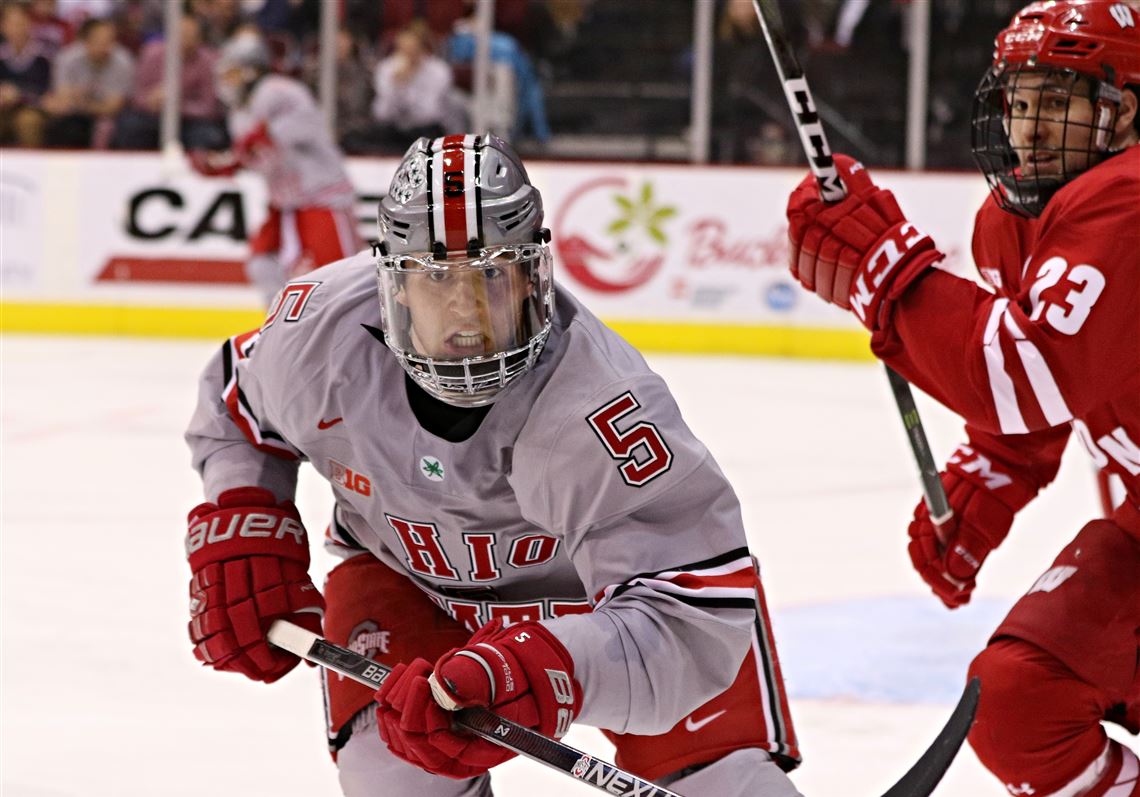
{"left": 440, "top": 134, "right": 470, "bottom": 252}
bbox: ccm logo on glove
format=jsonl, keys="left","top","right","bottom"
{"left": 850, "top": 222, "right": 931, "bottom": 325}
{"left": 186, "top": 510, "right": 306, "bottom": 554}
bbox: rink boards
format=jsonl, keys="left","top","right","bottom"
{"left": 0, "top": 151, "right": 989, "bottom": 358}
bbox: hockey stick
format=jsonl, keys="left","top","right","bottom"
{"left": 881, "top": 677, "right": 980, "bottom": 797}
{"left": 270, "top": 620, "right": 978, "bottom": 797}
{"left": 267, "top": 620, "right": 686, "bottom": 797}
{"left": 751, "top": 0, "right": 953, "bottom": 528}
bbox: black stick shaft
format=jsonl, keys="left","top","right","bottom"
{"left": 881, "top": 678, "right": 981, "bottom": 797}
{"left": 267, "top": 622, "right": 684, "bottom": 797}
{"left": 751, "top": 0, "right": 952, "bottom": 525}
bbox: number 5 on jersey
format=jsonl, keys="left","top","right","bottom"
{"left": 587, "top": 392, "right": 673, "bottom": 486}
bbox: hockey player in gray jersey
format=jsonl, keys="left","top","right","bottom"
{"left": 188, "top": 30, "right": 360, "bottom": 304}
{"left": 184, "top": 134, "right": 803, "bottom": 796}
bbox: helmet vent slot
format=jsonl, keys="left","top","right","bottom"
{"left": 498, "top": 201, "right": 533, "bottom": 231}
{"left": 1051, "top": 39, "right": 1100, "bottom": 55}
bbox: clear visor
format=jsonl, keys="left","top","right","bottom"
{"left": 377, "top": 245, "right": 551, "bottom": 363}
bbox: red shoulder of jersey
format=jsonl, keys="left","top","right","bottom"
{"left": 971, "top": 194, "right": 1035, "bottom": 294}
{"left": 875, "top": 143, "right": 1140, "bottom": 435}
{"left": 1045, "top": 144, "right": 1140, "bottom": 221}
{"left": 971, "top": 145, "right": 1140, "bottom": 296}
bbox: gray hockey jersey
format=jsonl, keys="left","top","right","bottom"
{"left": 186, "top": 251, "right": 759, "bottom": 735}
{"left": 229, "top": 74, "right": 355, "bottom": 210}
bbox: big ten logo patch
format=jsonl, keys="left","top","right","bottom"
{"left": 330, "top": 459, "right": 372, "bottom": 497}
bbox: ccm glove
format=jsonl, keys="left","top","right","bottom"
{"left": 375, "top": 619, "right": 582, "bottom": 779}
{"left": 185, "top": 486, "right": 324, "bottom": 682}
{"left": 907, "top": 445, "right": 1039, "bottom": 609}
{"left": 786, "top": 154, "right": 945, "bottom": 331}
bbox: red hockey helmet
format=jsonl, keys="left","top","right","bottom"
{"left": 971, "top": 1, "right": 1140, "bottom": 217}
{"left": 994, "top": 0, "right": 1140, "bottom": 88}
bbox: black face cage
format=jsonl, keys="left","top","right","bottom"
{"left": 971, "top": 64, "right": 1117, "bottom": 218}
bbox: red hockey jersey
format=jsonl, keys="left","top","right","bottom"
{"left": 872, "top": 145, "right": 1140, "bottom": 534}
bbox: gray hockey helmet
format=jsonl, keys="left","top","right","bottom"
{"left": 375, "top": 135, "right": 554, "bottom": 407}
{"left": 215, "top": 31, "right": 270, "bottom": 107}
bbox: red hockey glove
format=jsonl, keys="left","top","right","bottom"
{"left": 185, "top": 486, "right": 324, "bottom": 682}
{"left": 786, "top": 154, "right": 945, "bottom": 332}
{"left": 187, "top": 148, "right": 241, "bottom": 177}
{"left": 374, "top": 619, "right": 582, "bottom": 779}
{"left": 907, "top": 445, "right": 1039, "bottom": 609}
{"left": 234, "top": 121, "right": 273, "bottom": 161}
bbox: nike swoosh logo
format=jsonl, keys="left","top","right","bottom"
{"left": 684, "top": 709, "right": 726, "bottom": 733}
{"left": 317, "top": 417, "right": 343, "bottom": 430}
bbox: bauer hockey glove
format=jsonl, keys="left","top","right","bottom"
{"left": 907, "top": 445, "right": 1040, "bottom": 609}
{"left": 374, "top": 619, "right": 582, "bottom": 779}
{"left": 786, "top": 154, "right": 945, "bottom": 332}
{"left": 185, "top": 486, "right": 324, "bottom": 682}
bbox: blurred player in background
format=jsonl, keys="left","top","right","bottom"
{"left": 184, "top": 135, "right": 803, "bottom": 796}
{"left": 189, "top": 29, "right": 360, "bottom": 305}
{"left": 783, "top": 1, "right": 1139, "bottom": 795}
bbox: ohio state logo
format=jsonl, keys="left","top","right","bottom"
{"left": 347, "top": 621, "right": 391, "bottom": 659}
{"left": 553, "top": 177, "right": 674, "bottom": 294}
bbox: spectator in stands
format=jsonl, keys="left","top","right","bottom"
{"left": 447, "top": 7, "right": 551, "bottom": 143}
{"left": 27, "top": 0, "right": 71, "bottom": 59}
{"left": 712, "top": 0, "right": 795, "bottom": 165}
{"left": 0, "top": 2, "right": 51, "bottom": 147}
{"left": 112, "top": 12, "right": 226, "bottom": 150}
{"left": 54, "top": 0, "right": 114, "bottom": 28}
{"left": 368, "top": 20, "right": 455, "bottom": 152}
{"left": 191, "top": 0, "right": 244, "bottom": 49}
{"left": 305, "top": 28, "right": 374, "bottom": 155}
{"left": 108, "top": 0, "right": 165, "bottom": 56}
{"left": 252, "top": 0, "right": 319, "bottom": 45}
{"left": 40, "top": 17, "right": 133, "bottom": 148}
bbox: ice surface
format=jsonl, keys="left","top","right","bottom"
{"left": 1, "top": 336, "right": 1132, "bottom": 796}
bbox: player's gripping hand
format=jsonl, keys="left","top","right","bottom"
{"left": 234, "top": 121, "right": 273, "bottom": 160}
{"left": 786, "top": 154, "right": 945, "bottom": 332}
{"left": 187, "top": 148, "right": 241, "bottom": 177}
{"left": 374, "top": 619, "right": 582, "bottom": 779}
{"left": 185, "top": 486, "right": 324, "bottom": 682}
{"left": 907, "top": 447, "right": 1038, "bottom": 608}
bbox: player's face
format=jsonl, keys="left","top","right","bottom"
{"left": 218, "top": 66, "right": 245, "bottom": 94}
{"left": 396, "top": 258, "right": 532, "bottom": 359}
{"left": 1005, "top": 72, "right": 1098, "bottom": 177}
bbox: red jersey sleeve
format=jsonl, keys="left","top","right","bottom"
{"left": 871, "top": 155, "right": 1140, "bottom": 439}
{"left": 958, "top": 421, "right": 1070, "bottom": 496}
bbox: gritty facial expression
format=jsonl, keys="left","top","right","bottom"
{"left": 397, "top": 259, "right": 532, "bottom": 359}
{"left": 1005, "top": 71, "right": 1099, "bottom": 177}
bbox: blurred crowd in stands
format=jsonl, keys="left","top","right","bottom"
{"left": 0, "top": 0, "right": 563, "bottom": 154}
{"left": 0, "top": 0, "right": 1098, "bottom": 168}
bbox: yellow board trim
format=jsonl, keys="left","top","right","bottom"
{"left": 607, "top": 319, "right": 874, "bottom": 360}
{"left": 0, "top": 302, "right": 875, "bottom": 360}
{"left": 0, "top": 302, "right": 265, "bottom": 339}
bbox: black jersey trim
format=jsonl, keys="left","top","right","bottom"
{"left": 620, "top": 547, "right": 753, "bottom": 585}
